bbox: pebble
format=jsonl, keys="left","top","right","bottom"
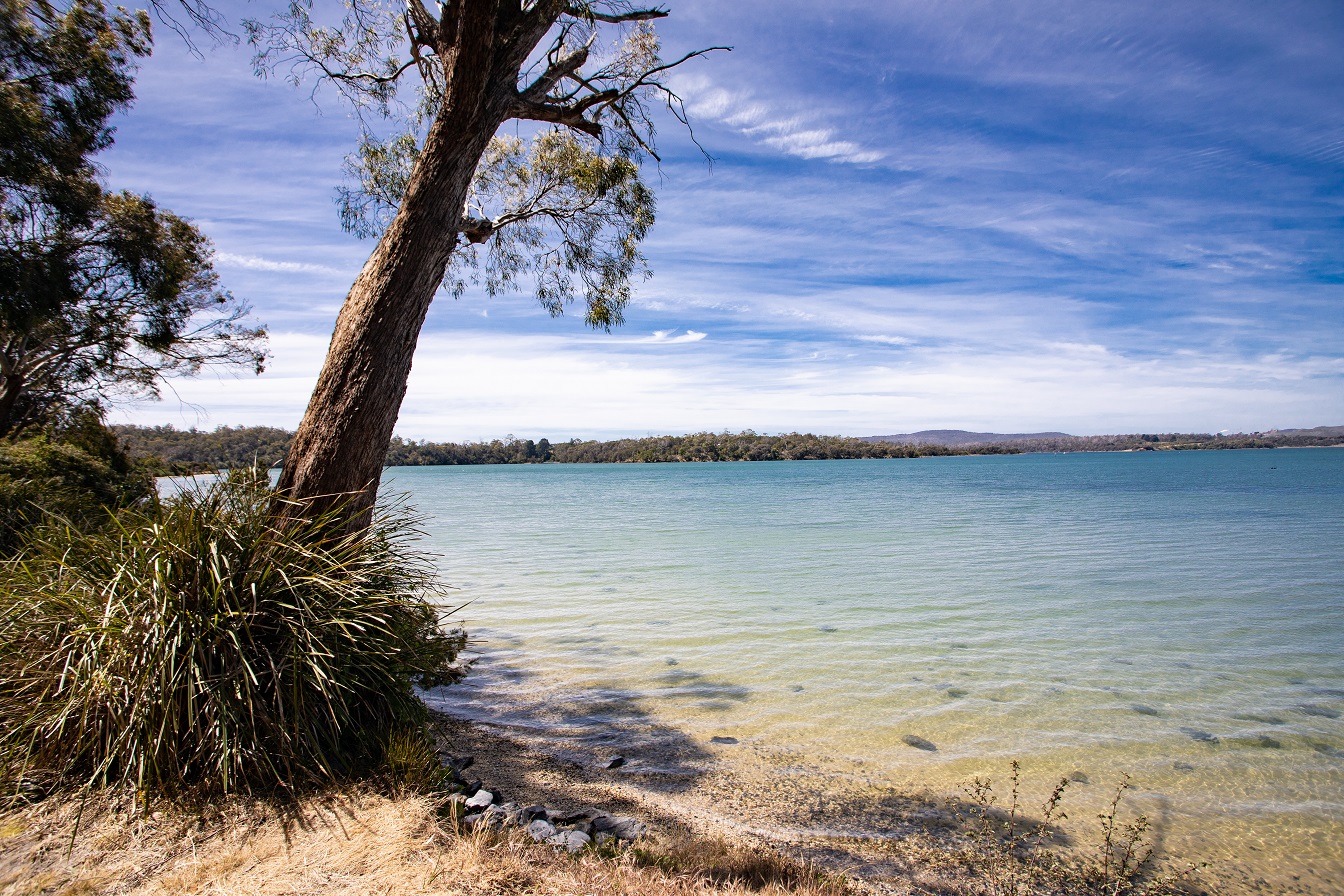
{"left": 605, "top": 755, "right": 625, "bottom": 769}
{"left": 901, "top": 735, "right": 937, "bottom": 752}
{"left": 710, "top": 736, "right": 739, "bottom": 745}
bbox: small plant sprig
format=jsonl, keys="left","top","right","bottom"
{"left": 956, "top": 760, "right": 1071, "bottom": 896}
{"left": 1092, "top": 774, "right": 1207, "bottom": 896}
{"left": 954, "top": 764, "right": 1205, "bottom": 896}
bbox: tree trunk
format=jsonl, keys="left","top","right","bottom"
{"left": 276, "top": 6, "right": 515, "bottom": 525}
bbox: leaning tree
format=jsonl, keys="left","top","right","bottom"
{"left": 246, "top": 1, "right": 723, "bottom": 523}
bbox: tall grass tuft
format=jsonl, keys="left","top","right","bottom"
{"left": 0, "top": 469, "right": 466, "bottom": 798}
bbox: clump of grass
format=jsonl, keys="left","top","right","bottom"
{"left": 952, "top": 762, "right": 1205, "bottom": 896}
{"left": 627, "top": 831, "right": 849, "bottom": 894}
{"left": 0, "top": 469, "right": 466, "bottom": 799}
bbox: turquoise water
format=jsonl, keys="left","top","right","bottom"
{"left": 401, "top": 449, "right": 1344, "bottom": 890}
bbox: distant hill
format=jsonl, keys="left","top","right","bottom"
{"left": 862, "top": 430, "right": 1073, "bottom": 446}
{"left": 1281, "top": 425, "right": 1344, "bottom": 437}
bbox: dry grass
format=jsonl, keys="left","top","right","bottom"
{"left": 0, "top": 788, "right": 848, "bottom": 896}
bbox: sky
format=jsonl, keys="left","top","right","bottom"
{"left": 102, "top": 0, "right": 1344, "bottom": 440}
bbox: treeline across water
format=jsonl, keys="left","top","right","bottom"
{"left": 112, "top": 424, "right": 1343, "bottom": 472}
{"left": 113, "top": 426, "right": 1010, "bottom": 471}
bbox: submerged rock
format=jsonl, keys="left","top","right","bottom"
{"left": 1068, "top": 770, "right": 1091, "bottom": 784}
{"left": 1173, "top": 761, "right": 1195, "bottom": 771}
{"left": 1131, "top": 704, "right": 1160, "bottom": 717}
{"left": 901, "top": 734, "right": 938, "bottom": 752}
{"left": 1296, "top": 703, "right": 1342, "bottom": 719}
{"left": 1232, "top": 713, "right": 1287, "bottom": 726}
{"left": 1254, "top": 735, "right": 1282, "bottom": 749}
{"left": 945, "top": 688, "right": 969, "bottom": 699}
{"left": 1179, "top": 727, "right": 1221, "bottom": 744}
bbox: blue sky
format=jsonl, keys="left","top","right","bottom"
{"left": 104, "top": 0, "right": 1344, "bottom": 439}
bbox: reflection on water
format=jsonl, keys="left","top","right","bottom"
{"left": 401, "top": 449, "right": 1344, "bottom": 893}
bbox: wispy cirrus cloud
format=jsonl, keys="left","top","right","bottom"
{"left": 215, "top": 252, "right": 347, "bottom": 276}
{"left": 674, "top": 73, "right": 883, "bottom": 165}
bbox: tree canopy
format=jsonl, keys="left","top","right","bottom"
{"left": 242, "top": 1, "right": 724, "bottom": 520}
{"left": 0, "top": 0, "right": 266, "bottom": 436}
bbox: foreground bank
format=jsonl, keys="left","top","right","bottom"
{"left": 3, "top": 709, "right": 1212, "bottom": 896}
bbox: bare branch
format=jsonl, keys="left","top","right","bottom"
{"left": 564, "top": 5, "right": 669, "bottom": 24}
{"left": 508, "top": 97, "right": 604, "bottom": 138}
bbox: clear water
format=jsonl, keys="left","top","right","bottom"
{"left": 398, "top": 449, "right": 1344, "bottom": 891}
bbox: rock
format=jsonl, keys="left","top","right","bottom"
{"left": 1179, "top": 727, "right": 1220, "bottom": 744}
{"left": 463, "top": 779, "right": 483, "bottom": 797}
{"left": 464, "top": 789, "right": 494, "bottom": 810}
{"left": 594, "top": 831, "right": 615, "bottom": 845}
{"left": 1232, "top": 713, "right": 1286, "bottom": 726}
{"left": 1068, "top": 770, "right": 1090, "bottom": 784}
{"left": 522, "top": 804, "right": 550, "bottom": 822}
{"left": 605, "top": 755, "right": 625, "bottom": 769}
{"left": 901, "top": 734, "right": 937, "bottom": 752}
{"left": 945, "top": 688, "right": 968, "bottom": 699}
{"left": 1131, "top": 704, "right": 1160, "bottom": 716}
{"left": 547, "top": 830, "right": 592, "bottom": 852}
{"left": 551, "top": 809, "right": 593, "bottom": 825}
{"left": 710, "top": 735, "right": 738, "bottom": 745}
{"left": 439, "top": 754, "right": 474, "bottom": 773}
{"left": 469, "top": 804, "right": 508, "bottom": 830}
{"left": 606, "top": 817, "right": 647, "bottom": 841}
{"left": 527, "top": 819, "right": 558, "bottom": 841}
{"left": 497, "top": 802, "right": 525, "bottom": 825}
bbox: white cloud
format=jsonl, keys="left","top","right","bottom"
{"left": 106, "top": 329, "right": 1344, "bottom": 441}
{"left": 644, "top": 329, "right": 708, "bottom": 344}
{"left": 674, "top": 73, "right": 884, "bottom": 165}
{"left": 215, "top": 252, "right": 347, "bottom": 276}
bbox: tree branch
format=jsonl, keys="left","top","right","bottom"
{"left": 564, "top": 5, "right": 669, "bottom": 24}
{"left": 508, "top": 97, "right": 604, "bottom": 138}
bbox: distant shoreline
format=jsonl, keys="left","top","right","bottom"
{"left": 113, "top": 424, "right": 1344, "bottom": 475}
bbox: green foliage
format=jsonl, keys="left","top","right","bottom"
{"left": 112, "top": 422, "right": 294, "bottom": 472}
{"left": 0, "top": 414, "right": 150, "bottom": 555}
{"left": 0, "top": 470, "right": 467, "bottom": 797}
{"left": 1, "top": 0, "right": 266, "bottom": 437}
{"left": 247, "top": 2, "right": 712, "bottom": 331}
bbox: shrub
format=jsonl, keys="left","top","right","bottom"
{"left": 0, "top": 423, "right": 152, "bottom": 556}
{"left": 0, "top": 470, "right": 466, "bottom": 797}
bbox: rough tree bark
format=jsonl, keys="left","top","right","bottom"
{"left": 272, "top": 1, "right": 707, "bottom": 525}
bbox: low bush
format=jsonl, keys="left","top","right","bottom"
{"left": 0, "top": 420, "right": 152, "bottom": 556}
{"left": 0, "top": 470, "right": 466, "bottom": 798}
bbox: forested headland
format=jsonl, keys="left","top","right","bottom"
{"left": 112, "top": 423, "right": 1343, "bottom": 473}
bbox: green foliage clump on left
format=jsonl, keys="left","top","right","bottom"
{"left": 0, "top": 470, "right": 467, "bottom": 798}
{"left": 0, "top": 413, "right": 151, "bottom": 555}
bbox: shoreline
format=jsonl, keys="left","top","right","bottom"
{"left": 425, "top": 701, "right": 1333, "bottom": 896}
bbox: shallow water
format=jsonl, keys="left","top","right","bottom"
{"left": 401, "top": 449, "right": 1344, "bottom": 892}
